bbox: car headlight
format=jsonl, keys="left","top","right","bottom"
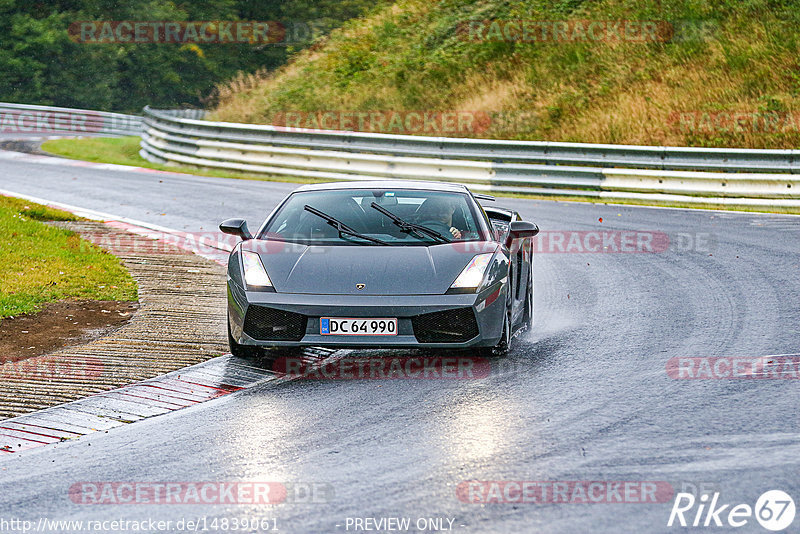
{"left": 241, "top": 250, "right": 273, "bottom": 288}
{"left": 450, "top": 253, "right": 493, "bottom": 292}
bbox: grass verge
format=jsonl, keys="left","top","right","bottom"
{"left": 41, "top": 137, "right": 800, "bottom": 215}
{"left": 496, "top": 193, "right": 800, "bottom": 215}
{"left": 0, "top": 196, "right": 138, "bottom": 320}
{"left": 210, "top": 0, "right": 800, "bottom": 150}
{"left": 41, "top": 137, "right": 330, "bottom": 185}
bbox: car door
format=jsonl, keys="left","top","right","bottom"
{"left": 508, "top": 211, "right": 528, "bottom": 325}
{"left": 483, "top": 206, "right": 527, "bottom": 324}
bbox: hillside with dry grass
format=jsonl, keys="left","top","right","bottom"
{"left": 211, "top": 0, "right": 800, "bottom": 149}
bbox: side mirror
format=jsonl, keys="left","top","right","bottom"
{"left": 219, "top": 218, "right": 253, "bottom": 240}
{"left": 505, "top": 220, "right": 539, "bottom": 248}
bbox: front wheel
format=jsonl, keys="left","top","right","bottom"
{"left": 522, "top": 274, "right": 533, "bottom": 331}
{"left": 478, "top": 310, "right": 511, "bottom": 358}
{"left": 228, "top": 318, "right": 261, "bottom": 359}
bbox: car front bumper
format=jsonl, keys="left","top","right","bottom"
{"left": 227, "top": 282, "right": 506, "bottom": 349}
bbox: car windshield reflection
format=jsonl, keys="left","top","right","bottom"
{"left": 261, "top": 189, "right": 485, "bottom": 246}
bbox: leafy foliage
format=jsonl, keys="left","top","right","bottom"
{"left": 212, "top": 0, "right": 800, "bottom": 148}
{"left": 0, "top": 0, "right": 386, "bottom": 112}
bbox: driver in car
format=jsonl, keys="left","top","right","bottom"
{"left": 415, "top": 196, "right": 463, "bottom": 239}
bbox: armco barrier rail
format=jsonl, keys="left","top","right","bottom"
{"left": 140, "top": 107, "right": 800, "bottom": 207}
{"left": 0, "top": 102, "right": 143, "bottom": 137}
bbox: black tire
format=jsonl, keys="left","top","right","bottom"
{"left": 478, "top": 309, "right": 511, "bottom": 358}
{"left": 495, "top": 310, "right": 511, "bottom": 356}
{"left": 522, "top": 273, "right": 533, "bottom": 331}
{"left": 227, "top": 318, "right": 261, "bottom": 359}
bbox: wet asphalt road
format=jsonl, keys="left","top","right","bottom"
{"left": 0, "top": 151, "right": 799, "bottom": 533}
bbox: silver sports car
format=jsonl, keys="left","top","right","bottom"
{"left": 220, "top": 180, "right": 539, "bottom": 357}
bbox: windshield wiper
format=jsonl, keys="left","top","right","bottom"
{"left": 303, "top": 205, "right": 391, "bottom": 246}
{"left": 370, "top": 202, "right": 448, "bottom": 243}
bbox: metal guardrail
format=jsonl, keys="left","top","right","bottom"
{"left": 140, "top": 109, "right": 800, "bottom": 174}
{"left": 0, "top": 102, "right": 143, "bottom": 137}
{"left": 140, "top": 107, "right": 800, "bottom": 207}
{"left": 5, "top": 102, "right": 790, "bottom": 206}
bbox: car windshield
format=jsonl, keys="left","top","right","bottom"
{"left": 261, "top": 189, "right": 485, "bottom": 246}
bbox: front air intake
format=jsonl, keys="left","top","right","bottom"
{"left": 243, "top": 306, "right": 307, "bottom": 341}
{"left": 411, "top": 308, "right": 480, "bottom": 343}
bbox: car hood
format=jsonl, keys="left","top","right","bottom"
{"left": 243, "top": 241, "right": 498, "bottom": 295}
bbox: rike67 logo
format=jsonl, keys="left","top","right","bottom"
{"left": 668, "top": 490, "right": 795, "bottom": 531}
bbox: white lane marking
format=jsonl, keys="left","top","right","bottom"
{"left": 3, "top": 145, "right": 797, "bottom": 217}
{"left": 0, "top": 186, "right": 167, "bottom": 226}
{"left": 0, "top": 147, "right": 193, "bottom": 177}
{"left": 0, "top": 355, "right": 277, "bottom": 454}
{"left": 0, "top": 188, "right": 233, "bottom": 264}
{"left": 0, "top": 188, "right": 346, "bottom": 454}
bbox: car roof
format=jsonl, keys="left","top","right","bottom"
{"left": 293, "top": 180, "right": 471, "bottom": 194}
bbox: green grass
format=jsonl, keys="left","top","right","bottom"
{"left": 211, "top": 0, "right": 800, "bottom": 150}
{"left": 41, "top": 137, "right": 332, "bottom": 185}
{"left": 496, "top": 193, "right": 800, "bottom": 215}
{"left": 41, "top": 137, "right": 799, "bottom": 215}
{"left": 0, "top": 195, "right": 81, "bottom": 223}
{"left": 0, "top": 196, "right": 138, "bottom": 320}
{"left": 41, "top": 136, "right": 145, "bottom": 167}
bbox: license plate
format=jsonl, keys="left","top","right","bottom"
{"left": 320, "top": 317, "right": 398, "bottom": 336}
